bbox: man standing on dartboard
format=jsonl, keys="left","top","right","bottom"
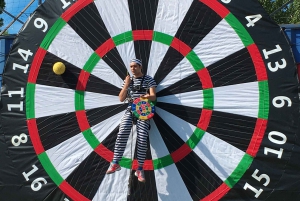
{"left": 106, "top": 59, "right": 157, "bottom": 183}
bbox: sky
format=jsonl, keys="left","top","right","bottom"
{"left": 0, "top": 0, "right": 44, "bottom": 84}
{"left": 0, "top": 0, "right": 44, "bottom": 34}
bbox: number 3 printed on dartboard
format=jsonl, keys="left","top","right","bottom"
{"left": 263, "top": 45, "right": 287, "bottom": 72}
{"left": 242, "top": 42, "right": 291, "bottom": 198}
{"left": 263, "top": 45, "right": 292, "bottom": 108}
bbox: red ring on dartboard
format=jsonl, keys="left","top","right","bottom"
{"left": 132, "top": 98, "right": 155, "bottom": 120}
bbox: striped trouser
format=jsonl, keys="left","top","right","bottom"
{"left": 113, "top": 108, "right": 150, "bottom": 166}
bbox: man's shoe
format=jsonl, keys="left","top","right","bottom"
{"left": 135, "top": 170, "right": 145, "bottom": 182}
{"left": 106, "top": 163, "right": 121, "bottom": 174}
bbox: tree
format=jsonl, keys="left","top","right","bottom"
{"left": 258, "top": 0, "right": 300, "bottom": 24}
{"left": 0, "top": 0, "right": 5, "bottom": 29}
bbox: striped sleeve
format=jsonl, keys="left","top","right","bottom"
{"left": 146, "top": 75, "right": 157, "bottom": 88}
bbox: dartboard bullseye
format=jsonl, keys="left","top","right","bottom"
{"left": 0, "top": 0, "right": 299, "bottom": 201}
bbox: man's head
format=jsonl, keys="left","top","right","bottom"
{"left": 130, "top": 59, "right": 143, "bottom": 77}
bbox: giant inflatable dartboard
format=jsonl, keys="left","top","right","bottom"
{"left": 1, "top": 0, "right": 299, "bottom": 200}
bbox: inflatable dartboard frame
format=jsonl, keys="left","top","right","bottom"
{"left": 0, "top": 0, "right": 300, "bottom": 201}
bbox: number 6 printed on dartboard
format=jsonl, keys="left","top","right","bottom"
{"left": 23, "top": 165, "right": 47, "bottom": 192}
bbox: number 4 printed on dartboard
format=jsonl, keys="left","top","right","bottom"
{"left": 18, "top": 48, "right": 33, "bottom": 61}
{"left": 13, "top": 48, "right": 32, "bottom": 73}
{"left": 220, "top": 0, "right": 262, "bottom": 27}
{"left": 61, "top": 0, "right": 76, "bottom": 9}
{"left": 246, "top": 14, "right": 262, "bottom": 27}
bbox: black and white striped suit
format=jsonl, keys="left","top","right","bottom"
{"left": 113, "top": 75, "right": 156, "bottom": 166}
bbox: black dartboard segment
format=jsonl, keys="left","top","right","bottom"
{"left": 0, "top": 0, "right": 299, "bottom": 201}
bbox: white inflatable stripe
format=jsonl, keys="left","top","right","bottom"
{"left": 155, "top": 164, "right": 193, "bottom": 201}
{"left": 155, "top": 107, "right": 196, "bottom": 142}
{"left": 84, "top": 91, "right": 121, "bottom": 110}
{"left": 153, "top": 0, "right": 193, "bottom": 36}
{"left": 94, "top": 0, "right": 131, "bottom": 37}
{"left": 148, "top": 0, "right": 193, "bottom": 78}
{"left": 35, "top": 84, "right": 75, "bottom": 118}
{"left": 193, "top": 19, "right": 245, "bottom": 67}
{"left": 48, "top": 23, "right": 94, "bottom": 69}
{"left": 156, "top": 57, "right": 195, "bottom": 92}
{"left": 94, "top": 0, "right": 136, "bottom": 72}
{"left": 91, "top": 59, "right": 124, "bottom": 89}
{"left": 46, "top": 133, "right": 93, "bottom": 179}
{"left": 214, "top": 82, "right": 259, "bottom": 118}
{"left": 93, "top": 168, "right": 130, "bottom": 201}
{"left": 157, "top": 90, "right": 204, "bottom": 109}
{"left": 194, "top": 131, "right": 245, "bottom": 181}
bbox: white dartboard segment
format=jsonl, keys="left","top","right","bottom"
{"left": 94, "top": 0, "right": 136, "bottom": 73}
{"left": 155, "top": 57, "right": 195, "bottom": 92}
{"left": 48, "top": 23, "right": 94, "bottom": 69}
{"left": 157, "top": 90, "right": 204, "bottom": 109}
{"left": 46, "top": 133, "right": 94, "bottom": 180}
{"left": 84, "top": 91, "right": 121, "bottom": 110}
{"left": 147, "top": 0, "right": 194, "bottom": 78}
{"left": 90, "top": 111, "right": 124, "bottom": 143}
{"left": 91, "top": 59, "right": 124, "bottom": 88}
{"left": 35, "top": 84, "right": 75, "bottom": 118}
{"left": 213, "top": 82, "right": 259, "bottom": 118}
{"left": 194, "top": 19, "right": 245, "bottom": 68}
{"left": 149, "top": 120, "right": 193, "bottom": 201}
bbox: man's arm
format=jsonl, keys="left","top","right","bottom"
{"left": 141, "top": 87, "right": 156, "bottom": 101}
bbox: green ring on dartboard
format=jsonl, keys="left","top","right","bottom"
{"left": 132, "top": 98, "right": 155, "bottom": 120}
{"left": 23, "top": 0, "right": 271, "bottom": 196}
{"left": 24, "top": 2, "right": 269, "bottom": 191}
{"left": 73, "top": 30, "right": 216, "bottom": 166}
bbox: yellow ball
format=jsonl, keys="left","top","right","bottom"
{"left": 53, "top": 62, "right": 66, "bottom": 75}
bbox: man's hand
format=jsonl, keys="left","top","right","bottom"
{"left": 140, "top": 94, "right": 149, "bottom": 99}
{"left": 124, "top": 75, "right": 131, "bottom": 89}
{"left": 140, "top": 87, "right": 156, "bottom": 101}
{"left": 119, "top": 75, "right": 131, "bottom": 102}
